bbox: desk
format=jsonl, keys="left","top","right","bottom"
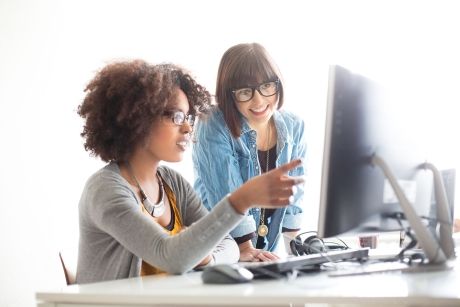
{"left": 37, "top": 257, "right": 460, "bottom": 307}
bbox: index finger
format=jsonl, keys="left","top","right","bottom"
{"left": 275, "top": 159, "right": 303, "bottom": 174}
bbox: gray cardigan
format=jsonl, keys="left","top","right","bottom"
{"left": 76, "top": 162, "right": 242, "bottom": 284}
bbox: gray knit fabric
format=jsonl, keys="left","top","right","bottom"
{"left": 76, "top": 162, "right": 242, "bottom": 284}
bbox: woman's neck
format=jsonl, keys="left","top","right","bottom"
{"left": 254, "top": 119, "right": 276, "bottom": 151}
{"left": 122, "top": 150, "right": 160, "bottom": 186}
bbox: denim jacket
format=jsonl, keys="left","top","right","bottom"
{"left": 192, "top": 107, "right": 307, "bottom": 251}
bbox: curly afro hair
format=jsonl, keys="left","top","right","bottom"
{"left": 78, "top": 60, "right": 212, "bottom": 162}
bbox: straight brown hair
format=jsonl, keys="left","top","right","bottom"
{"left": 215, "top": 43, "right": 284, "bottom": 137}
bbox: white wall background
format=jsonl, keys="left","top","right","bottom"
{"left": 1, "top": 0, "right": 459, "bottom": 306}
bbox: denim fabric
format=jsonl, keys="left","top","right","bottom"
{"left": 192, "top": 107, "right": 307, "bottom": 251}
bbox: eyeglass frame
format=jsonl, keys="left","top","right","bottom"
{"left": 231, "top": 79, "right": 280, "bottom": 103}
{"left": 162, "top": 110, "right": 196, "bottom": 127}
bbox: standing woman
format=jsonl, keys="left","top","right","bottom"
{"left": 193, "top": 43, "right": 307, "bottom": 261}
{"left": 76, "top": 60, "right": 303, "bottom": 284}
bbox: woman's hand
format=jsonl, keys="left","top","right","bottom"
{"left": 229, "top": 159, "right": 304, "bottom": 214}
{"left": 238, "top": 241, "right": 279, "bottom": 262}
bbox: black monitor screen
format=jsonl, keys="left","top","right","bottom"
{"left": 317, "top": 65, "right": 433, "bottom": 238}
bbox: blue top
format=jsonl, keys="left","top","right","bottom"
{"left": 192, "top": 107, "right": 307, "bottom": 251}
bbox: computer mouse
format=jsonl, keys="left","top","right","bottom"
{"left": 201, "top": 264, "right": 254, "bottom": 284}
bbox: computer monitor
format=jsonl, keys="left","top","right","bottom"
{"left": 317, "top": 65, "right": 455, "bottom": 264}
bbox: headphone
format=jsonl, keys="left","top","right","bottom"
{"left": 289, "top": 231, "right": 349, "bottom": 256}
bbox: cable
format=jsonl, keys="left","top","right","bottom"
{"left": 385, "top": 210, "right": 444, "bottom": 264}
{"left": 388, "top": 212, "right": 431, "bottom": 265}
{"left": 282, "top": 233, "right": 354, "bottom": 271}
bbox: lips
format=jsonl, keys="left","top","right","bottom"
{"left": 176, "top": 139, "right": 190, "bottom": 150}
{"left": 250, "top": 104, "right": 269, "bottom": 116}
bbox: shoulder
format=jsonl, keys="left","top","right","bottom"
{"left": 195, "top": 107, "right": 232, "bottom": 141}
{"left": 196, "top": 107, "right": 227, "bottom": 131}
{"left": 85, "top": 163, "right": 128, "bottom": 191}
{"left": 278, "top": 109, "right": 304, "bottom": 125}
{"left": 84, "top": 163, "right": 134, "bottom": 203}
{"left": 275, "top": 110, "right": 305, "bottom": 133}
{"left": 80, "top": 163, "right": 136, "bottom": 215}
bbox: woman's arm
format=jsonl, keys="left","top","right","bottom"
{"left": 88, "top": 171, "right": 243, "bottom": 275}
{"left": 86, "top": 160, "right": 302, "bottom": 275}
{"left": 165, "top": 167, "right": 240, "bottom": 266}
{"left": 282, "top": 116, "right": 307, "bottom": 232}
{"left": 192, "top": 113, "right": 243, "bottom": 209}
{"left": 192, "top": 112, "right": 257, "bottom": 239}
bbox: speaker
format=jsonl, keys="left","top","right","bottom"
{"left": 289, "top": 231, "right": 349, "bottom": 256}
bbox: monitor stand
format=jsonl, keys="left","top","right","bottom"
{"left": 328, "top": 258, "right": 455, "bottom": 277}
{"left": 371, "top": 154, "right": 456, "bottom": 265}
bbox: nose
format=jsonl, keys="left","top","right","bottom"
{"left": 180, "top": 121, "right": 193, "bottom": 134}
{"left": 251, "top": 90, "right": 264, "bottom": 100}
{"left": 251, "top": 90, "right": 264, "bottom": 104}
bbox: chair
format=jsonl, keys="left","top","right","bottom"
{"left": 59, "top": 252, "right": 76, "bottom": 285}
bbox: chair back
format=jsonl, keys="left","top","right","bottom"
{"left": 59, "top": 252, "right": 76, "bottom": 285}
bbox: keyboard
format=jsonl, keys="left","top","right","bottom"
{"left": 239, "top": 248, "right": 369, "bottom": 278}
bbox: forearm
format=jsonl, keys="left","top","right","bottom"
{"left": 238, "top": 239, "right": 255, "bottom": 252}
{"left": 112, "top": 196, "right": 243, "bottom": 274}
{"left": 228, "top": 190, "right": 251, "bottom": 214}
{"left": 282, "top": 196, "right": 304, "bottom": 231}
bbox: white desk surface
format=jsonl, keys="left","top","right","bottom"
{"left": 37, "top": 256, "right": 460, "bottom": 307}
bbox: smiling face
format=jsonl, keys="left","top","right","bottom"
{"left": 233, "top": 82, "right": 279, "bottom": 127}
{"left": 215, "top": 43, "right": 284, "bottom": 137}
{"left": 143, "top": 88, "right": 193, "bottom": 163}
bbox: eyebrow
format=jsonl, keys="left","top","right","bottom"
{"left": 163, "top": 108, "right": 190, "bottom": 114}
{"left": 236, "top": 80, "right": 273, "bottom": 88}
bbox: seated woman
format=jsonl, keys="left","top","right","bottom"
{"left": 76, "top": 60, "right": 303, "bottom": 284}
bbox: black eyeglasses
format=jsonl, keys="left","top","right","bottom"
{"left": 163, "top": 111, "right": 195, "bottom": 127}
{"left": 232, "top": 80, "right": 280, "bottom": 103}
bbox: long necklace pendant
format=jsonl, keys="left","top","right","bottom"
{"left": 257, "top": 224, "right": 269, "bottom": 237}
{"left": 257, "top": 122, "right": 272, "bottom": 239}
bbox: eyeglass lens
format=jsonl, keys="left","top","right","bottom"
{"left": 172, "top": 111, "right": 195, "bottom": 126}
{"left": 233, "top": 81, "right": 279, "bottom": 103}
